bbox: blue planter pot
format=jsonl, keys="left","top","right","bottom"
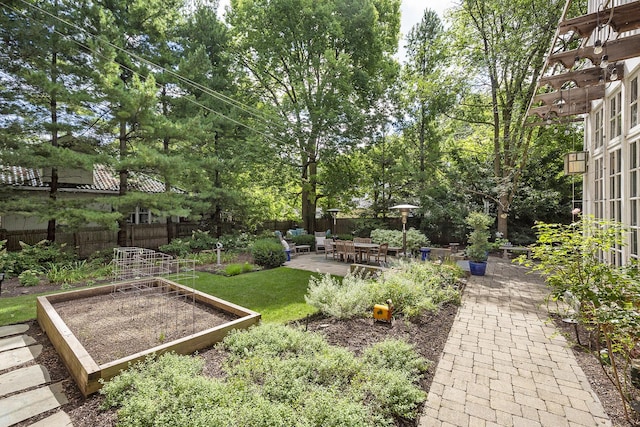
{"left": 469, "top": 261, "right": 487, "bottom": 276}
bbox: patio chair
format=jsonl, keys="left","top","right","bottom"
{"left": 324, "top": 238, "right": 336, "bottom": 259}
{"left": 374, "top": 243, "right": 388, "bottom": 266}
{"left": 334, "top": 240, "right": 346, "bottom": 262}
{"left": 343, "top": 240, "right": 357, "bottom": 263}
{"left": 315, "top": 231, "right": 326, "bottom": 254}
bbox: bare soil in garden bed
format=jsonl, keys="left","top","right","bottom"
{"left": 52, "top": 289, "right": 239, "bottom": 365}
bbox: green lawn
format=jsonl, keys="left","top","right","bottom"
{"left": 190, "top": 267, "right": 323, "bottom": 323}
{"left": 0, "top": 267, "right": 326, "bottom": 326}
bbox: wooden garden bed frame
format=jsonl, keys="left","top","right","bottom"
{"left": 37, "top": 277, "right": 261, "bottom": 396}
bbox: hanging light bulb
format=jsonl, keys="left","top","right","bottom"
{"left": 594, "top": 40, "right": 603, "bottom": 55}
{"left": 600, "top": 55, "right": 609, "bottom": 69}
{"left": 610, "top": 66, "right": 618, "bottom": 81}
{"left": 599, "top": 73, "right": 605, "bottom": 84}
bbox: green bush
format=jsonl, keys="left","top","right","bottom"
{"left": 370, "top": 228, "right": 429, "bottom": 252}
{"left": 336, "top": 233, "right": 354, "bottom": 241}
{"left": 158, "top": 238, "right": 191, "bottom": 257}
{"left": 370, "top": 261, "right": 461, "bottom": 317}
{"left": 224, "top": 263, "right": 244, "bottom": 276}
{"left": 305, "top": 273, "right": 374, "bottom": 319}
{"left": 306, "top": 260, "right": 461, "bottom": 319}
{"left": 6, "top": 240, "right": 75, "bottom": 277}
{"left": 0, "top": 240, "right": 8, "bottom": 275}
{"left": 465, "top": 212, "right": 492, "bottom": 262}
{"left": 18, "top": 269, "right": 40, "bottom": 286}
{"left": 251, "top": 238, "right": 286, "bottom": 269}
{"left": 291, "top": 233, "right": 315, "bottom": 249}
{"left": 101, "top": 325, "right": 428, "bottom": 427}
{"left": 218, "top": 232, "right": 256, "bottom": 251}
{"left": 86, "top": 248, "right": 116, "bottom": 265}
{"left": 362, "top": 339, "right": 431, "bottom": 379}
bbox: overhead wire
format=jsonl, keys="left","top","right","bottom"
{"left": 4, "top": 0, "right": 290, "bottom": 143}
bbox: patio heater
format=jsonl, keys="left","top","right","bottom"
{"left": 391, "top": 204, "right": 418, "bottom": 256}
{"left": 327, "top": 208, "right": 340, "bottom": 235}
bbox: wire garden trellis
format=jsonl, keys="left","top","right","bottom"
{"left": 110, "top": 247, "right": 199, "bottom": 343}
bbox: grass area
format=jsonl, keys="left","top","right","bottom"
{"left": 0, "top": 267, "right": 326, "bottom": 326}
{"left": 0, "top": 293, "right": 44, "bottom": 326}
{"left": 191, "top": 267, "right": 322, "bottom": 323}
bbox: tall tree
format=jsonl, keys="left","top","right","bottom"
{"left": 0, "top": 0, "right": 112, "bottom": 239}
{"left": 403, "top": 9, "right": 456, "bottom": 196}
{"left": 452, "top": 0, "right": 564, "bottom": 237}
{"left": 88, "top": 0, "right": 185, "bottom": 246}
{"left": 227, "top": 0, "right": 400, "bottom": 232}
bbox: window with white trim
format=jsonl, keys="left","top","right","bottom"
{"left": 609, "top": 149, "right": 622, "bottom": 265}
{"left": 609, "top": 91, "right": 622, "bottom": 139}
{"left": 594, "top": 108, "right": 604, "bottom": 149}
{"left": 631, "top": 141, "right": 639, "bottom": 259}
{"left": 631, "top": 76, "right": 639, "bottom": 129}
{"left": 594, "top": 156, "right": 604, "bottom": 220}
{"left": 128, "top": 207, "right": 154, "bottom": 224}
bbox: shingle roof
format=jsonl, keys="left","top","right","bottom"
{"left": 0, "top": 164, "right": 183, "bottom": 194}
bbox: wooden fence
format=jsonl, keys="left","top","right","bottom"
{"left": 0, "top": 222, "right": 199, "bottom": 258}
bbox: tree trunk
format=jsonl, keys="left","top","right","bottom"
{"left": 302, "top": 160, "right": 317, "bottom": 233}
{"left": 47, "top": 30, "right": 59, "bottom": 243}
{"left": 117, "top": 119, "right": 128, "bottom": 247}
{"left": 497, "top": 194, "right": 509, "bottom": 238}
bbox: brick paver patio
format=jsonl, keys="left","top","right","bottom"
{"left": 418, "top": 259, "right": 611, "bottom": 427}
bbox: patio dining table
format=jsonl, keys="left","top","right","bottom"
{"left": 353, "top": 242, "right": 379, "bottom": 263}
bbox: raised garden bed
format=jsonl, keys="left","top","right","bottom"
{"left": 36, "top": 277, "right": 260, "bottom": 396}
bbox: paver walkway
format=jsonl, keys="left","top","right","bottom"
{"left": 0, "top": 324, "right": 71, "bottom": 427}
{"left": 418, "top": 259, "right": 611, "bottom": 427}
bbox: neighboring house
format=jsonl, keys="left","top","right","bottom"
{"left": 529, "top": 0, "right": 640, "bottom": 265}
{"left": 0, "top": 164, "right": 195, "bottom": 255}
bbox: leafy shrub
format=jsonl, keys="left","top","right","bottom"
{"left": 351, "top": 218, "right": 386, "bottom": 238}
{"left": 362, "top": 339, "right": 431, "bottom": 379}
{"left": 158, "top": 238, "right": 191, "bottom": 257}
{"left": 242, "top": 262, "right": 254, "bottom": 273}
{"left": 217, "top": 232, "right": 256, "bottom": 251}
{"left": 224, "top": 263, "right": 244, "bottom": 276}
{"left": 6, "top": 240, "right": 75, "bottom": 277}
{"left": 86, "top": 248, "right": 116, "bottom": 265}
{"left": 45, "top": 260, "right": 96, "bottom": 285}
{"left": 306, "top": 260, "right": 461, "bottom": 319}
{"left": 370, "top": 261, "right": 461, "bottom": 317}
{"left": 0, "top": 240, "right": 8, "bottom": 275}
{"left": 102, "top": 325, "right": 428, "bottom": 427}
{"left": 370, "top": 228, "right": 429, "bottom": 252}
{"left": 465, "top": 212, "right": 492, "bottom": 262}
{"left": 18, "top": 269, "right": 40, "bottom": 286}
{"left": 336, "top": 233, "right": 354, "bottom": 241}
{"left": 305, "top": 273, "right": 374, "bottom": 319}
{"left": 251, "top": 238, "right": 286, "bottom": 269}
{"left": 291, "top": 233, "right": 315, "bottom": 249}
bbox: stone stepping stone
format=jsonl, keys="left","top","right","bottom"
{"left": 29, "top": 410, "right": 73, "bottom": 427}
{"left": 0, "top": 382, "right": 68, "bottom": 427}
{"left": 0, "top": 345, "right": 43, "bottom": 371}
{"left": 0, "top": 365, "right": 50, "bottom": 398}
{"left": 0, "top": 324, "right": 29, "bottom": 339}
{"left": 0, "top": 335, "right": 37, "bottom": 353}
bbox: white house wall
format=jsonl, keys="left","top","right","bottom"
{"left": 584, "top": 53, "right": 640, "bottom": 265}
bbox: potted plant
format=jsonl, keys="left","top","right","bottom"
{"left": 465, "top": 212, "right": 493, "bottom": 276}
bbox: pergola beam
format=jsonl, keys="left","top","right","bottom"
{"left": 532, "top": 84, "right": 605, "bottom": 107}
{"left": 549, "top": 32, "right": 640, "bottom": 68}
{"left": 558, "top": 2, "right": 640, "bottom": 37}
{"left": 539, "top": 63, "right": 624, "bottom": 89}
